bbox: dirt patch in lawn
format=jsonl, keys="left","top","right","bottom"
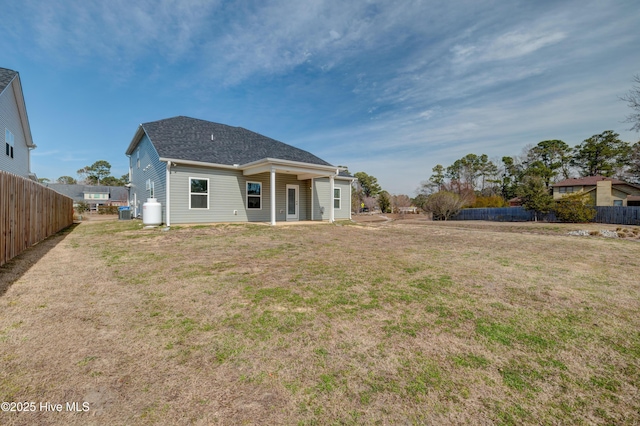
{"left": 1, "top": 218, "right": 639, "bottom": 424}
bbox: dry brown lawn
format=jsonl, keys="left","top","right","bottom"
{"left": 1, "top": 218, "right": 639, "bottom": 425}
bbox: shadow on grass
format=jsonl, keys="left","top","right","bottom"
{"left": 0, "top": 223, "right": 79, "bottom": 297}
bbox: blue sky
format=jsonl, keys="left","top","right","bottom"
{"left": 2, "top": 0, "right": 639, "bottom": 194}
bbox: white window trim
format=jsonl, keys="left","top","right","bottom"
{"left": 189, "top": 177, "right": 210, "bottom": 210}
{"left": 246, "top": 181, "right": 262, "bottom": 210}
{"left": 5, "top": 128, "right": 14, "bottom": 158}
{"left": 334, "top": 187, "right": 341, "bottom": 210}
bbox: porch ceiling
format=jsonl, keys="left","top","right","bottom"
{"left": 242, "top": 162, "right": 336, "bottom": 180}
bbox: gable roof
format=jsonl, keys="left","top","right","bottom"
{"left": 45, "top": 184, "right": 129, "bottom": 202}
{"left": 0, "top": 67, "right": 35, "bottom": 149}
{"left": 553, "top": 176, "right": 628, "bottom": 187}
{"left": 0, "top": 68, "right": 17, "bottom": 94}
{"left": 126, "top": 116, "right": 334, "bottom": 167}
{"left": 44, "top": 183, "right": 85, "bottom": 200}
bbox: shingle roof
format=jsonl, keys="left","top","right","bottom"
{"left": 138, "top": 116, "right": 333, "bottom": 167}
{"left": 84, "top": 185, "right": 110, "bottom": 193}
{"left": 45, "top": 184, "right": 85, "bottom": 201}
{"left": 0, "top": 68, "right": 17, "bottom": 94}
{"left": 553, "top": 176, "right": 628, "bottom": 187}
{"left": 45, "top": 184, "right": 129, "bottom": 202}
{"left": 110, "top": 187, "right": 129, "bottom": 201}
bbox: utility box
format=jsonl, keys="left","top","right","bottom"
{"left": 118, "top": 206, "right": 131, "bottom": 220}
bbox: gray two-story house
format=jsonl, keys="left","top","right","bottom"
{"left": 0, "top": 68, "right": 36, "bottom": 180}
{"left": 125, "top": 116, "right": 353, "bottom": 225}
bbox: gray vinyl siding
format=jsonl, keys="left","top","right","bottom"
{"left": 0, "top": 81, "right": 30, "bottom": 178}
{"left": 129, "top": 133, "right": 166, "bottom": 221}
{"left": 169, "top": 165, "right": 312, "bottom": 224}
{"left": 313, "top": 177, "right": 351, "bottom": 220}
{"left": 334, "top": 178, "right": 352, "bottom": 220}
{"left": 313, "top": 178, "right": 331, "bottom": 220}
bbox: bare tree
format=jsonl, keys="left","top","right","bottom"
{"left": 423, "top": 191, "right": 465, "bottom": 220}
{"left": 391, "top": 194, "right": 412, "bottom": 213}
{"left": 363, "top": 196, "right": 378, "bottom": 212}
{"left": 621, "top": 74, "right": 640, "bottom": 132}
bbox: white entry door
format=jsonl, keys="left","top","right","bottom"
{"left": 286, "top": 184, "right": 299, "bottom": 221}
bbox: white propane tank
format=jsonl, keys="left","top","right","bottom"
{"left": 142, "top": 198, "right": 162, "bottom": 226}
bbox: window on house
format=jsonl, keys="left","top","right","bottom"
{"left": 146, "top": 179, "right": 154, "bottom": 198}
{"left": 247, "top": 182, "right": 262, "bottom": 209}
{"left": 190, "top": 178, "right": 208, "bottom": 209}
{"left": 613, "top": 200, "right": 623, "bottom": 206}
{"left": 137, "top": 151, "right": 140, "bottom": 169}
{"left": 5, "top": 129, "right": 14, "bottom": 158}
{"left": 334, "top": 187, "right": 341, "bottom": 209}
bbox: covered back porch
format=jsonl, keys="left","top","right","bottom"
{"left": 242, "top": 158, "right": 342, "bottom": 225}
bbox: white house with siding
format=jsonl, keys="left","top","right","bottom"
{"left": 125, "top": 116, "right": 354, "bottom": 225}
{"left": 0, "top": 67, "right": 36, "bottom": 180}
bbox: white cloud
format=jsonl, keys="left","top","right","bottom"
{"left": 31, "top": 150, "right": 59, "bottom": 157}
{"left": 484, "top": 30, "right": 566, "bottom": 61}
{"left": 13, "top": 0, "right": 220, "bottom": 65}
{"left": 7, "top": 0, "right": 640, "bottom": 192}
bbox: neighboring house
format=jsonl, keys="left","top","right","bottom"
{"left": 552, "top": 176, "right": 640, "bottom": 206}
{"left": 628, "top": 196, "right": 640, "bottom": 207}
{"left": 45, "top": 184, "right": 129, "bottom": 211}
{"left": 397, "top": 207, "right": 418, "bottom": 214}
{"left": 0, "top": 67, "right": 36, "bottom": 180}
{"left": 125, "top": 116, "right": 354, "bottom": 225}
{"left": 508, "top": 197, "right": 522, "bottom": 207}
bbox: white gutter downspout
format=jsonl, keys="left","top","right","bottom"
{"left": 270, "top": 167, "right": 276, "bottom": 226}
{"left": 329, "top": 172, "right": 336, "bottom": 223}
{"left": 350, "top": 178, "right": 356, "bottom": 220}
{"left": 28, "top": 147, "right": 34, "bottom": 175}
{"left": 165, "top": 161, "right": 171, "bottom": 226}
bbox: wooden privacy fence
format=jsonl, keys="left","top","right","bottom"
{"left": 0, "top": 171, "right": 74, "bottom": 266}
{"left": 451, "top": 206, "right": 640, "bottom": 225}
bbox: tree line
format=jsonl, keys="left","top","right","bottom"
{"left": 350, "top": 131, "right": 639, "bottom": 219}
{"left": 350, "top": 171, "right": 413, "bottom": 215}
{"left": 414, "top": 130, "right": 639, "bottom": 220}
{"left": 352, "top": 75, "right": 640, "bottom": 220}
{"left": 38, "top": 160, "right": 129, "bottom": 186}
{"left": 412, "top": 76, "right": 640, "bottom": 220}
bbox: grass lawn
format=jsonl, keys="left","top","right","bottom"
{"left": 1, "top": 219, "right": 639, "bottom": 424}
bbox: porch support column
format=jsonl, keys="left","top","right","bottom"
{"left": 311, "top": 178, "right": 314, "bottom": 221}
{"left": 270, "top": 167, "right": 276, "bottom": 226}
{"left": 165, "top": 162, "right": 171, "bottom": 226}
{"left": 329, "top": 174, "right": 335, "bottom": 223}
